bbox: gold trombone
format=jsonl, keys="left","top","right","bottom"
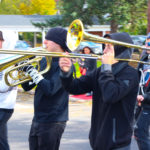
{"left": 67, "top": 19, "right": 149, "bottom": 51}
{"left": 0, "top": 19, "right": 150, "bottom": 86}
{"left": 0, "top": 50, "right": 52, "bottom": 86}
{"left": 0, "top": 49, "right": 101, "bottom": 86}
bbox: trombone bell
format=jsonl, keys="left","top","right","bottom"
{"left": 67, "top": 19, "right": 84, "bottom": 51}
{"left": 67, "top": 19, "right": 150, "bottom": 52}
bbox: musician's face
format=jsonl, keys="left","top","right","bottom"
{"left": 0, "top": 40, "right": 3, "bottom": 49}
{"left": 44, "top": 40, "right": 63, "bottom": 52}
{"left": 103, "top": 43, "right": 115, "bottom": 54}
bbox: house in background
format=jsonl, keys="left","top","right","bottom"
{"left": 0, "top": 15, "right": 110, "bottom": 48}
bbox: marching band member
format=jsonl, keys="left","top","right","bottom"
{"left": 134, "top": 33, "right": 150, "bottom": 150}
{"left": 0, "top": 31, "right": 17, "bottom": 150}
{"left": 59, "top": 32, "right": 139, "bottom": 150}
{"left": 21, "top": 27, "right": 70, "bottom": 150}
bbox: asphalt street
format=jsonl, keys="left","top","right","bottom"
{"left": 8, "top": 91, "right": 138, "bottom": 150}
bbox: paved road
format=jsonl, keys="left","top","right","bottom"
{"left": 8, "top": 91, "right": 138, "bottom": 150}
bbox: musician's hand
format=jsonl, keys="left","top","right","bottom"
{"left": 137, "top": 95, "right": 144, "bottom": 106}
{"left": 16, "top": 61, "right": 33, "bottom": 72}
{"left": 102, "top": 44, "right": 115, "bottom": 65}
{"left": 22, "top": 65, "right": 34, "bottom": 72}
{"left": 26, "top": 67, "right": 43, "bottom": 84}
{"left": 59, "top": 57, "right": 72, "bottom": 72}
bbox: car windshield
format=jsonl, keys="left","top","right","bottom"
{"left": 131, "top": 35, "right": 146, "bottom": 45}
{"left": 15, "top": 40, "right": 31, "bottom": 50}
{"left": 138, "top": 36, "right": 146, "bottom": 42}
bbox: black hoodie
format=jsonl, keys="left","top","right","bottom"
{"left": 103, "top": 32, "right": 133, "bottom": 59}
{"left": 137, "top": 52, "right": 150, "bottom": 109}
{"left": 22, "top": 57, "right": 69, "bottom": 123}
{"left": 60, "top": 32, "right": 139, "bottom": 150}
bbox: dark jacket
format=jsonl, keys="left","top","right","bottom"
{"left": 60, "top": 33, "right": 139, "bottom": 150}
{"left": 22, "top": 57, "right": 69, "bottom": 123}
{"left": 137, "top": 52, "right": 150, "bottom": 109}
{"left": 83, "top": 58, "right": 97, "bottom": 74}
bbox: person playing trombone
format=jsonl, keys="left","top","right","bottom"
{"left": 21, "top": 27, "right": 70, "bottom": 150}
{"left": 59, "top": 32, "right": 139, "bottom": 150}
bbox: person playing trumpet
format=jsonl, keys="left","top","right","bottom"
{"left": 59, "top": 32, "right": 139, "bottom": 150}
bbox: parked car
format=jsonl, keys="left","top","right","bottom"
{"left": 15, "top": 40, "right": 31, "bottom": 50}
{"left": 130, "top": 35, "right": 147, "bottom": 55}
{"left": 131, "top": 35, "right": 147, "bottom": 46}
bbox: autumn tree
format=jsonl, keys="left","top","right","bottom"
{"left": 147, "top": 0, "right": 150, "bottom": 33}
{"left": 0, "top": 0, "right": 57, "bottom": 15}
{"left": 19, "top": 0, "right": 57, "bottom": 15}
{"left": 119, "top": 0, "right": 147, "bottom": 35}
{"left": 34, "top": 0, "right": 148, "bottom": 34}
{"left": 0, "top": 0, "right": 26, "bottom": 14}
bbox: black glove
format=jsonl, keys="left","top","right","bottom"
{"left": 22, "top": 65, "right": 34, "bottom": 72}
{"left": 16, "top": 60, "right": 33, "bottom": 72}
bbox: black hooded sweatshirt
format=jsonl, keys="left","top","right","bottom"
{"left": 60, "top": 32, "right": 139, "bottom": 150}
{"left": 21, "top": 57, "right": 69, "bottom": 123}
{"left": 137, "top": 52, "right": 150, "bottom": 109}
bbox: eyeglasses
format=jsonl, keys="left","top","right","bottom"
{"left": 146, "top": 42, "right": 150, "bottom": 46}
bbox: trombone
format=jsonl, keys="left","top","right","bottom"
{"left": 0, "top": 49, "right": 101, "bottom": 86}
{"left": 67, "top": 19, "right": 150, "bottom": 51}
{"left": 0, "top": 51, "right": 52, "bottom": 86}
{"left": 0, "top": 19, "right": 150, "bottom": 86}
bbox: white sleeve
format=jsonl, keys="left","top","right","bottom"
{"left": 0, "top": 71, "right": 13, "bottom": 92}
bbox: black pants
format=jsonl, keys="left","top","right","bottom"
{"left": 29, "top": 121, "right": 66, "bottom": 150}
{"left": 0, "top": 109, "right": 13, "bottom": 150}
{"left": 134, "top": 108, "right": 150, "bottom": 150}
{"left": 113, "top": 144, "right": 130, "bottom": 150}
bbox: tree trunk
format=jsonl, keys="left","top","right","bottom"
{"left": 110, "top": 20, "right": 118, "bottom": 33}
{"left": 147, "top": 0, "right": 150, "bottom": 33}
